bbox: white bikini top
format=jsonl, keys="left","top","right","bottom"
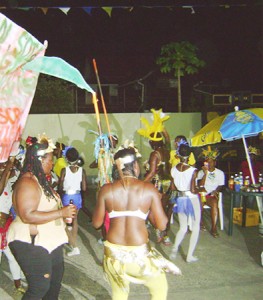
{"left": 108, "top": 209, "right": 149, "bottom": 220}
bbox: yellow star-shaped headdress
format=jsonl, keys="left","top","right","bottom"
{"left": 201, "top": 145, "right": 219, "bottom": 160}
{"left": 248, "top": 146, "right": 260, "bottom": 156}
{"left": 137, "top": 108, "right": 170, "bottom": 141}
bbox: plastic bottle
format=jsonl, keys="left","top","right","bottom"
{"left": 234, "top": 173, "right": 240, "bottom": 192}
{"left": 244, "top": 176, "right": 250, "bottom": 188}
{"left": 258, "top": 173, "right": 262, "bottom": 185}
{"left": 65, "top": 199, "right": 74, "bottom": 231}
{"left": 239, "top": 171, "right": 243, "bottom": 188}
{"left": 228, "top": 175, "right": 234, "bottom": 190}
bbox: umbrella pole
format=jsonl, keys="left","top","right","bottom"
{"left": 242, "top": 135, "right": 255, "bottom": 184}
{"left": 242, "top": 136, "right": 263, "bottom": 223}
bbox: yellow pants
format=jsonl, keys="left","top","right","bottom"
{"left": 103, "top": 241, "right": 168, "bottom": 300}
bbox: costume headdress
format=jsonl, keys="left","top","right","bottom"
{"left": 248, "top": 146, "right": 260, "bottom": 156}
{"left": 137, "top": 108, "right": 170, "bottom": 141}
{"left": 33, "top": 133, "right": 56, "bottom": 157}
{"left": 116, "top": 139, "right": 142, "bottom": 158}
{"left": 201, "top": 145, "right": 219, "bottom": 160}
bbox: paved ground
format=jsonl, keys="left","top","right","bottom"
{"left": 1, "top": 188, "right": 263, "bottom": 300}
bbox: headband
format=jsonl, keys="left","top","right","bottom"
{"left": 115, "top": 155, "right": 135, "bottom": 170}
{"left": 35, "top": 133, "right": 56, "bottom": 157}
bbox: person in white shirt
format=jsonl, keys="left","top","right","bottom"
{"left": 170, "top": 142, "right": 201, "bottom": 263}
{"left": 59, "top": 147, "right": 87, "bottom": 256}
{"left": 197, "top": 147, "right": 225, "bottom": 237}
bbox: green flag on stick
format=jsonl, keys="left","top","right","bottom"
{"left": 23, "top": 56, "right": 94, "bottom": 93}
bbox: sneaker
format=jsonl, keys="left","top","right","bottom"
{"left": 67, "top": 247, "right": 80, "bottom": 256}
{"left": 169, "top": 250, "right": 177, "bottom": 260}
{"left": 162, "top": 236, "right": 171, "bottom": 246}
{"left": 186, "top": 256, "right": 199, "bottom": 263}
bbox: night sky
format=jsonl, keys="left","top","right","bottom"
{"left": 2, "top": 5, "right": 263, "bottom": 93}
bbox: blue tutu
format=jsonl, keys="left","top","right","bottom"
{"left": 173, "top": 196, "right": 195, "bottom": 219}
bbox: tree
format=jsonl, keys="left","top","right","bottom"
{"left": 30, "top": 74, "right": 75, "bottom": 113}
{"left": 156, "top": 41, "right": 205, "bottom": 112}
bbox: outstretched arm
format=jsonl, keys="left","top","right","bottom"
{"left": 162, "top": 127, "right": 171, "bottom": 151}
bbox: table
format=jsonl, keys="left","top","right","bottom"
{"left": 226, "top": 189, "right": 263, "bottom": 236}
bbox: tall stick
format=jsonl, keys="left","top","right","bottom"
{"left": 92, "top": 92, "right": 102, "bottom": 135}
{"left": 92, "top": 58, "right": 113, "bottom": 146}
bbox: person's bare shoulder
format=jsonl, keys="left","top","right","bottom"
{"left": 15, "top": 173, "right": 39, "bottom": 191}
{"left": 98, "top": 182, "right": 113, "bottom": 196}
{"left": 140, "top": 180, "right": 159, "bottom": 196}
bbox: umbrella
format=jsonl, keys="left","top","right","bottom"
{"left": 191, "top": 106, "right": 263, "bottom": 185}
{"left": 191, "top": 106, "right": 263, "bottom": 224}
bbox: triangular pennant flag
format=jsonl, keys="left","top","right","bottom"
{"left": 83, "top": 7, "right": 92, "bottom": 15}
{"left": 102, "top": 7, "right": 112, "bottom": 17}
{"left": 59, "top": 7, "right": 71, "bottom": 15}
{"left": 40, "top": 7, "right": 48, "bottom": 15}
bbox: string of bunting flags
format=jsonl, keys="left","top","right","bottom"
{"left": 0, "top": 1, "right": 260, "bottom": 17}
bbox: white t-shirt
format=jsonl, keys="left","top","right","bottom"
{"left": 197, "top": 168, "right": 225, "bottom": 195}
{"left": 63, "top": 166, "right": 82, "bottom": 192}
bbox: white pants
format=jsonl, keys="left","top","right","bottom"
{"left": 0, "top": 246, "right": 22, "bottom": 280}
{"left": 172, "top": 196, "right": 201, "bottom": 259}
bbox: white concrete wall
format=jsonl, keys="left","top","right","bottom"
{"left": 22, "top": 112, "right": 201, "bottom": 180}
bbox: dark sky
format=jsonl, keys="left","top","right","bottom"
{"left": 2, "top": 5, "right": 263, "bottom": 92}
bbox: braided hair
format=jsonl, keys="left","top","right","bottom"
{"left": 20, "top": 143, "right": 55, "bottom": 199}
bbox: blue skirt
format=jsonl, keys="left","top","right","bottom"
{"left": 172, "top": 196, "right": 195, "bottom": 220}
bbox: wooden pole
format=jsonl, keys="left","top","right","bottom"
{"left": 92, "top": 92, "right": 102, "bottom": 135}
{"left": 92, "top": 58, "right": 113, "bottom": 146}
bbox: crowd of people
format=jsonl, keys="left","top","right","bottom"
{"left": 3, "top": 122, "right": 263, "bottom": 299}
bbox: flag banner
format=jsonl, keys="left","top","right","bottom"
{"left": 0, "top": 13, "right": 46, "bottom": 162}
{"left": 23, "top": 56, "right": 95, "bottom": 93}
